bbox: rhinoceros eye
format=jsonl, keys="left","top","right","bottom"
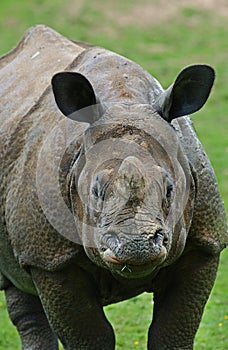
{"left": 166, "top": 184, "right": 173, "bottom": 200}
{"left": 92, "top": 168, "right": 116, "bottom": 202}
{"left": 92, "top": 178, "right": 107, "bottom": 201}
{"left": 92, "top": 184, "right": 99, "bottom": 199}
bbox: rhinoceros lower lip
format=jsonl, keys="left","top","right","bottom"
{"left": 102, "top": 246, "right": 167, "bottom": 265}
{"left": 102, "top": 247, "right": 166, "bottom": 279}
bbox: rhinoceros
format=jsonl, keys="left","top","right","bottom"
{"left": 0, "top": 25, "right": 227, "bottom": 350}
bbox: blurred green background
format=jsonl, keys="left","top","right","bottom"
{"left": 0, "top": 0, "right": 227, "bottom": 349}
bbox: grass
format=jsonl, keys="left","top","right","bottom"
{"left": 0, "top": 0, "right": 227, "bottom": 349}
{"left": 1, "top": 250, "right": 228, "bottom": 350}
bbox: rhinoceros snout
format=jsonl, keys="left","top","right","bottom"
{"left": 101, "top": 229, "right": 168, "bottom": 267}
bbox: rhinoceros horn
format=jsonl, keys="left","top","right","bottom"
{"left": 116, "top": 156, "right": 146, "bottom": 202}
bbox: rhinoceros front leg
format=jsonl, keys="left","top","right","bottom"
{"left": 30, "top": 265, "right": 115, "bottom": 350}
{"left": 5, "top": 284, "right": 58, "bottom": 350}
{"left": 148, "top": 250, "right": 219, "bottom": 350}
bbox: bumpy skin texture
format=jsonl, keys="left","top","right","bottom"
{"left": 0, "top": 25, "right": 227, "bottom": 350}
{"left": 5, "top": 285, "right": 58, "bottom": 350}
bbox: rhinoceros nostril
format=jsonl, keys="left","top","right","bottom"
{"left": 101, "top": 232, "right": 121, "bottom": 254}
{"left": 153, "top": 229, "right": 164, "bottom": 245}
{"left": 100, "top": 232, "right": 123, "bottom": 264}
{"left": 156, "top": 234, "right": 163, "bottom": 245}
{"left": 146, "top": 229, "right": 163, "bottom": 240}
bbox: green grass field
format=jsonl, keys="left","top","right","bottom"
{"left": 0, "top": 0, "right": 227, "bottom": 349}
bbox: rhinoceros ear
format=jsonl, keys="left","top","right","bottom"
{"left": 52, "top": 72, "right": 101, "bottom": 124}
{"left": 153, "top": 65, "right": 215, "bottom": 122}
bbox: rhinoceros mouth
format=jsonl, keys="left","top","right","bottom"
{"left": 102, "top": 244, "right": 167, "bottom": 265}
{"left": 99, "top": 230, "right": 168, "bottom": 278}
{"left": 102, "top": 253, "right": 166, "bottom": 279}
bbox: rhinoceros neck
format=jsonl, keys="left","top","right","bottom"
{"left": 69, "top": 47, "right": 163, "bottom": 105}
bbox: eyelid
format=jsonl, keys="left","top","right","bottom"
{"left": 92, "top": 185, "right": 99, "bottom": 198}
{"left": 92, "top": 180, "right": 110, "bottom": 201}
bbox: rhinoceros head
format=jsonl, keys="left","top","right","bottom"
{"left": 52, "top": 64, "right": 214, "bottom": 278}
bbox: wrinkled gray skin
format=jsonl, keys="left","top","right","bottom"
{"left": 0, "top": 25, "right": 227, "bottom": 350}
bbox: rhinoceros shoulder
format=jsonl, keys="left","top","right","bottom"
{"left": 172, "top": 117, "right": 228, "bottom": 253}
